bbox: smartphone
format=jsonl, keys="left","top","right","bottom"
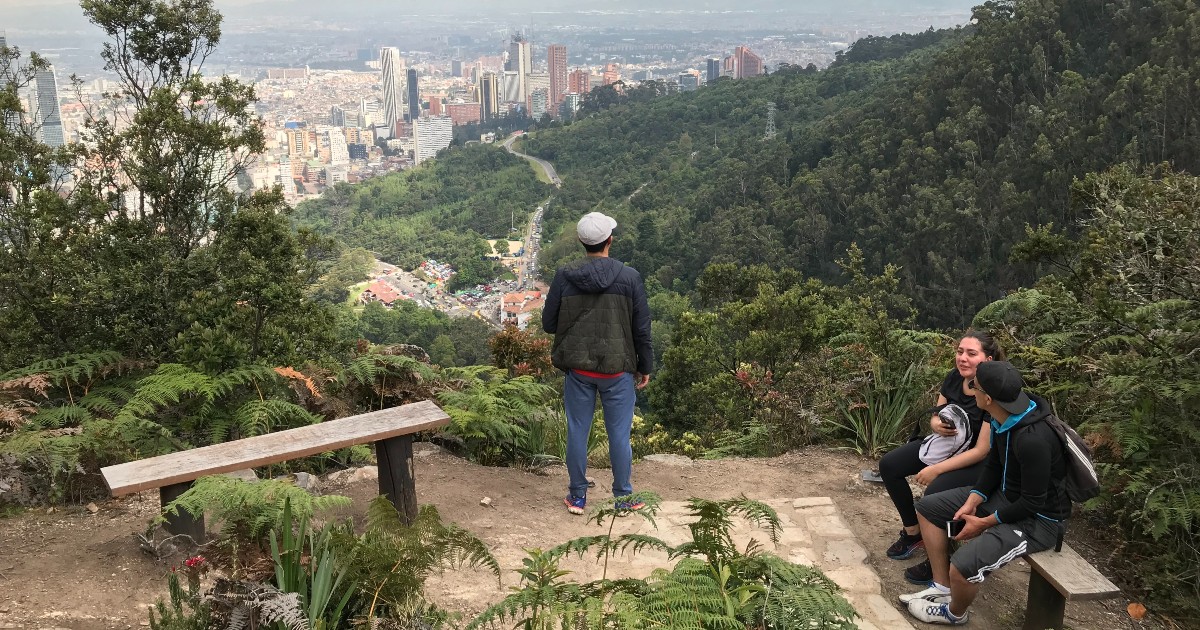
{"left": 947, "top": 519, "right": 966, "bottom": 537}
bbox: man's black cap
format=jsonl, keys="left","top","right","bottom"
{"left": 976, "top": 361, "right": 1032, "bottom": 415}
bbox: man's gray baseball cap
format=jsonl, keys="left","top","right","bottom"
{"left": 577, "top": 212, "right": 617, "bottom": 245}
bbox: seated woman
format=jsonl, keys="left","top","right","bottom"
{"left": 877, "top": 331, "right": 1003, "bottom": 585}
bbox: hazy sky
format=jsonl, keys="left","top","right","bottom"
{"left": 2, "top": 0, "right": 979, "bottom": 33}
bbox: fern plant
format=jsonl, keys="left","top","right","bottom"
{"left": 0, "top": 355, "right": 324, "bottom": 503}
{"left": 159, "top": 476, "right": 351, "bottom": 545}
{"left": 436, "top": 366, "right": 554, "bottom": 466}
{"left": 334, "top": 496, "right": 500, "bottom": 624}
{"left": 470, "top": 494, "right": 858, "bottom": 630}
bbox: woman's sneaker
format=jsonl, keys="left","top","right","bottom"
{"left": 899, "top": 584, "right": 951, "bottom": 605}
{"left": 887, "top": 530, "right": 925, "bottom": 560}
{"left": 905, "top": 559, "right": 934, "bottom": 585}
{"left": 907, "top": 601, "right": 969, "bottom": 625}
{"left": 564, "top": 495, "right": 586, "bottom": 515}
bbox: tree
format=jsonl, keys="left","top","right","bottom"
{"left": 78, "top": 0, "right": 263, "bottom": 257}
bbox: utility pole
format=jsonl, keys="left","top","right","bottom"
{"left": 764, "top": 101, "right": 777, "bottom": 140}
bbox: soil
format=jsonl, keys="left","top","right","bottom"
{"left": 0, "top": 447, "right": 1166, "bottom": 630}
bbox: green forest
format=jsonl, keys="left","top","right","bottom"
{"left": 1, "top": 0, "right": 1198, "bottom": 626}
{"left": 292, "top": 146, "right": 549, "bottom": 290}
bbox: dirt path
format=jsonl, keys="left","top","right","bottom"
{"left": 0, "top": 448, "right": 1155, "bottom": 629}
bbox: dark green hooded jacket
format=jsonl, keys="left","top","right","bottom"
{"left": 542, "top": 256, "right": 652, "bottom": 375}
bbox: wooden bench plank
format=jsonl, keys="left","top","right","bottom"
{"left": 101, "top": 400, "right": 450, "bottom": 496}
{"left": 1026, "top": 543, "right": 1120, "bottom": 601}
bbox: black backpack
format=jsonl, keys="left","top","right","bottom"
{"left": 1041, "top": 413, "right": 1101, "bottom": 503}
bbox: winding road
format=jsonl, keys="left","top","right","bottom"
{"left": 502, "top": 132, "right": 562, "bottom": 187}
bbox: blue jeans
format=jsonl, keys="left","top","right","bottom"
{"left": 563, "top": 370, "right": 635, "bottom": 499}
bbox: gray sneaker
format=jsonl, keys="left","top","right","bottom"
{"left": 907, "top": 601, "right": 968, "bottom": 625}
{"left": 899, "top": 585, "right": 952, "bottom": 605}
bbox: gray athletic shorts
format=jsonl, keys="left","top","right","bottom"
{"left": 916, "top": 487, "right": 1063, "bottom": 584}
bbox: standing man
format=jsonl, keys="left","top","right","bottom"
{"left": 543, "top": 211, "right": 653, "bottom": 514}
{"left": 901, "top": 360, "right": 1070, "bottom": 625}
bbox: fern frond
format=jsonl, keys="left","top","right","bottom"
{"left": 232, "top": 399, "right": 322, "bottom": 437}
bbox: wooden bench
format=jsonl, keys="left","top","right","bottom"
{"left": 100, "top": 400, "right": 450, "bottom": 541}
{"left": 1022, "top": 543, "right": 1121, "bottom": 630}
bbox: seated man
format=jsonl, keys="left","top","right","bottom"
{"left": 900, "top": 361, "right": 1070, "bottom": 625}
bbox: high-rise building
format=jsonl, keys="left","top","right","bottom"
{"left": 706, "top": 57, "right": 721, "bottom": 83}
{"left": 34, "top": 64, "right": 64, "bottom": 147}
{"left": 406, "top": 68, "right": 420, "bottom": 121}
{"left": 285, "top": 127, "right": 311, "bottom": 157}
{"left": 568, "top": 69, "right": 591, "bottom": 96}
{"left": 525, "top": 72, "right": 549, "bottom": 111}
{"left": 678, "top": 73, "right": 700, "bottom": 92}
{"left": 413, "top": 115, "right": 452, "bottom": 165}
{"left": 359, "top": 98, "right": 381, "bottom": 127}
{"left": 560, "top": 93, "right": 582, "bottom": 119}
{"left": 446, "top": 102, "right": 481, "bottom": 126}
{"left": 451, "top": 60, "right": 463, "bottom": 77}
{"left": 329, "top": 105, "right": 346, "bottom": 127}
{"left": 530, "top": 88, "right": 549, "bottom": 120}
{"left": 277, "top": 156, "right": 296, "bottom": 196}
{"left": 479, "top": 72, "right": 499, "bottom": 121}
{"left": 547, "top": 44, "right": 567, "bottom": 107}
{"left": 507, "top": 36, "right": 530, "bottom": 102}
{"left": 326, "top": 127, "right": 350, "bottom": 165}
{"left": 733, "top": 46, "right": 763, "bottom": 79}
{"left": 500, "top": 70, "right": 522, "bottom": 104}
{"left": 379, "top": 47, "right": 405, "bottom": 132}
{"left": 602, "top": 63, "right": 621, "bottom": 86}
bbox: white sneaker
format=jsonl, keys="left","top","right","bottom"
{"left": 907, "top": 601, "right": 969, "bottom": 625}
{"left": 899, "top": 584, "right": 952, "bottom": 605}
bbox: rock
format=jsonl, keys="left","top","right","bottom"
{"left": 326, "top": 466, "right": 378, "bottom": 485}
{"left": 85, "top": 502, "right": 99, "bottom": 514}
{"left": 479, "top": 497, "right": 493, "bottom": 507}
{"left": 586, "top": 476, "right": 596, "bottom": 487}
{"left": 643, "top": 454, "right": 693, "bottom": 467}
{"left": 222, "top": 468, "right": 259, "bottom": 483}
{"left": 413, "top": 442, "right": 444, "bottom": 458}
{"left": 291, "top": 472, "right": 319, "bottom": 492}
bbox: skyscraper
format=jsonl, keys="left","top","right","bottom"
{"left": 413, "top": 116, "right": 452, "bottom": 165}
{"left": 568, "top": 69, "right": 591, "bottom": 96}
{"left": 706, "top": 57, "right": 721, "bottom": 83}
{"left": 326, "top": 127, "right": 350, "bottom": 165}
{"left": 406, "top": 68, "right": 420, "bottom": 121}
{"left": 530, "top": 88, "right": 549, "bottom": 120}
{"left": 507, "top": 36, "right": 530, "bottom": 103}
{"left": 379, "top": 47, "right": 405, "bottom": 133}
{"left": 547, "top": 44, "right": 567, "bottom": 107}
{"left": 500, "top": 70, "right": 522, "bottom": 104}
{"left": 479, "top": 72, "right": 499, "bottom": 121}
{"left": 733, "top": 46, "right": 763, "bottom": 79}
{"left": 34, "top": 64, "right": 64, "bottom": 147}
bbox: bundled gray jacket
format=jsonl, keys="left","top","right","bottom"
{"left": 542, "top": 256, "right": 653, "bottom": 375}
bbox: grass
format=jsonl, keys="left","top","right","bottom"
{"left": 0, "top": 505, "right": 26, "bottom": 518}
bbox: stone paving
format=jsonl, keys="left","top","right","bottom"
{"left": 550, "top": 496, "right": 915, "bottom": 630}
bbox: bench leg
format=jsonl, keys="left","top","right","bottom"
{"left": 160, "top": 482, "right": 205, "bottom": 543}
{"left": 376, "top": 435, "right": 418, "bottom": 525}
{"left": 1023, "top": 570, "right": 1066, "bottom": 630}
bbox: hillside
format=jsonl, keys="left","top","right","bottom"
{"left": 527, "top": 0, "right": 1200, "bottom": 328}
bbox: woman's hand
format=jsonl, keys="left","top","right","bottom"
{"left": 915, "top": 465, "right": 941, "bottom": 486}
{"left": 930, "top": 415, "right": 957, "bottom": 437}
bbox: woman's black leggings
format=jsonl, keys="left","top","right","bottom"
{"left": 878, "top": 439, "right": 984, "bottom": 528}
